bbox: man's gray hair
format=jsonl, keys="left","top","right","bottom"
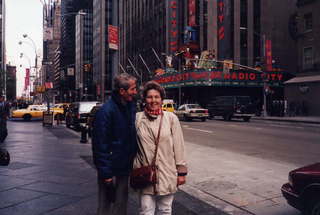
{"left": 113, "top": 73, "right": 137, "bottom": 93}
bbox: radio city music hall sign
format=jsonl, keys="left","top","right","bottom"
{"left": 155, "top": 70, "right": 283, "bottom": 84}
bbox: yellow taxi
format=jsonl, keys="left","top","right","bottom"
{"left": 162, "top": 99, "right": 175, "bottom": 112}
{"left": 51, "top": 103, "right": 70, "bottom": 119}
{"left": 11, "top": 105, "right": 48, "bottom": 121}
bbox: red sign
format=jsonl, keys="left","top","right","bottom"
{"left": 24, "top": 69, "right": 30, "bottom": 90}
{"left": 188, "top": 0, "right": 196, "bottom": 26}
{"left": 168, "top": 0, "right": 179, "bottom": 53}
{"left": 155, "top": 69, "right": 283, "bottom": 86}
{"left": 265, "top": 39, "right": 273, "bottom": 71}
{"left": 108, "top": 25, "right": 119, "bottom": 50}
{"left": 45, "top": 82, "right": 53, "bottom": 89}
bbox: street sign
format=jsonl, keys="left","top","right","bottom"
{"left": 43, "top": 111, "right": 53, "bottom": 127}
{"left": 42, "top": 61, "right": 53, "bottom": 65}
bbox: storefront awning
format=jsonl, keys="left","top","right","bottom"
{"left": 284, "top": 75, "right": 320, "bottom": 84}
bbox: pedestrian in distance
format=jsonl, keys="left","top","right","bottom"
{"left": 92, "top": 73, "right": 138, "bottom": 215}
{"left": 133, "top": 81, "right": 188, "bottom": 215}
{"left": 0, "top": 95, "right": 10, "bottom": 143}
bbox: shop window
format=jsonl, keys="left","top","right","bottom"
{"left": 303, "top": 47, "right": 313, "bottom": 70}
{"left": 304, "top": 13, "right": 312, "bottom": 31}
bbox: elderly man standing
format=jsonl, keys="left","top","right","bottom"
{"left": 92, "top": 73, "right": 138, "bottom": 215}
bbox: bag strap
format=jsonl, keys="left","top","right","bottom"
{"left": 151, "top": 113, "right": 163, "bottom": 166}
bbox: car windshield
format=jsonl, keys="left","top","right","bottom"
{"left": 236, "top": 97, "right": 251, "bottom": 104}
{"left": 79, "top": 103, "right": 98, "bottom": 112}
{"left": 187, "top": 104, "right": 201, "bottom": 109}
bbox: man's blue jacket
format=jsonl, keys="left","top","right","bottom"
{"left": 92, "top": 93, "right": 137, "bottom": 179}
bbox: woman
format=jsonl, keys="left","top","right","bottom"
{"left": 133, "top": 81, "right": 187, "bottom": 215}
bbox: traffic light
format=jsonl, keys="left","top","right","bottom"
{"left": 84, "top": 64, "right": 92, "bottom": 72}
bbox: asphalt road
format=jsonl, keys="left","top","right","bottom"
{"left": 181, "top": 118, "right": 320, "bottom": 166}
{"left": 178, "top": 117, "right": 320, "bottom": 215}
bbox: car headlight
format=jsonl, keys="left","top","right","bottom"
{"left": 288, "top": 174, "right": 293, "bottom": 186}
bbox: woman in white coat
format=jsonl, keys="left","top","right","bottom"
{"left": 133, "top": 81, "right": 188, "bottom": 215}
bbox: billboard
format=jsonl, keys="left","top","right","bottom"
{"left": 108, "top": 25, "right": 119, "bottom": 50}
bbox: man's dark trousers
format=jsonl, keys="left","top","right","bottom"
{"left": 97, "top": 175, "right": 129, "bottom": 215}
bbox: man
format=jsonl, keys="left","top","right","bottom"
{"left": 92, "top": 73, "right": 138, "bottom": 215}
{"left": 0, "top": 95, "right": 9, "bottom": 143}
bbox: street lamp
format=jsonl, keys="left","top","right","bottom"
{"left": 22, "top": 34, "right": 38, "bottom": 69}
{"left": 240, "top": 27, "right": 268, "bottom": 117}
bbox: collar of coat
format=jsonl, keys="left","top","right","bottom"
{"left": 111, "top": 92, "right": 133, "bottom": 110}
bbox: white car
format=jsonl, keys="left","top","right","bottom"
{"left": 175, "top": 104, "right": 209, "bottom": 121}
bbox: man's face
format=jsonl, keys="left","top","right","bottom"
{"left": 119, "top": 79, "right": 137, "bottom": 102}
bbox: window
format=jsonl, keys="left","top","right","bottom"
{"left": 304, "top": 13, "right": 312, "bottom": 31}
{"left": 303, "top": 47, "right": 313, "bottom": 69}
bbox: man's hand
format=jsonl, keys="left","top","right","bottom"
{"left": 177, "top": 176, "right": 186, "bottom": 186}
{"left": 104, "top": 178, "right": 116, "bottom": 203}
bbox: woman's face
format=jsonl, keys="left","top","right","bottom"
{"left": 145, "top": 89, "right": 162, "bottom": 111}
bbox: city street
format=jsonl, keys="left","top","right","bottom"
{"left": 1, "top": 118, "right": 319, "bottom": 214}
{"left": 180, "top": 118, "right": 320, "bottom": 215}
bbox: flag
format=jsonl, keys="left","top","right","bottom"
{"left": 45, "top": 82, "right": 53, "bottom": 89}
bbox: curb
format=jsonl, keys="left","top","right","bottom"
{"left": 252, "top": 117, "right": 320, "bottom": 125}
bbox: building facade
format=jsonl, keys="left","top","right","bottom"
{"left": 5, "top": 65, "right": 16, "bottom": 101}
{"left": 284, "top": 0, "right": 320, "bottom": 116}
{"left": 42, "top": 0, "right": 61, "bottom": 103}
{"left": 120, "top": 0, "right": 297, "bottom": 112}
{"left": 60, "top": 0, "right": 92, "bottom": 102}
{"left": 75, "top": 10, "right": 93, "bottom": 101}
{"left": 92, "top": 0, "right": 119, "bottom": 102}
{"left": 0, "top": 0, "right": 5, "bottom": 97}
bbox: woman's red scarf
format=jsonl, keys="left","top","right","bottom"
{"left": 144, "top": 107, "right": 162, "bottom": 118}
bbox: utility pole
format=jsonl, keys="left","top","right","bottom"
{"left": 261, "top": 34, "right": 268, "bottom": 117}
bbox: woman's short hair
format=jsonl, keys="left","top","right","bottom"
{"left": 142, "top": 81, "right": 165, "bottom": 102}
{"left": 113, "top": 73, "right": 137, "bottom": 93}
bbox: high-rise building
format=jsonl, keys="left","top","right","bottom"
{"left": 5, "top": 65, "right": 16, "bottom": 101}
{"left": 0, "top": 0, "right": 6, "bottom": 97}
{"left": 42, "top": 0, "right": 61, "bottom": 103}
{"left": 75, "top": 9, "right": 93, "bottom": 101}
{"left": 60, "top": 0, "right": 92, "bottom": 102}
{"left": 284, "top": 0, "right": 320, "bottom": 116}
{"left": 93, "top": 0, "right": 119, "bottom": 102}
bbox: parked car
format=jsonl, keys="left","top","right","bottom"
{"left": 86, "top": 103, "right": 103, "bottom": 138}
{"left": 281, "top": 163, "right": 320, "bottom": 215}
{"left": 65, "top": 101, "right": 100, "bottom": 131}
{"left": 11, "top": 105, "right": 48, "bottom": 121}
{"left": 175, "top": 104, "right": 209, "bottom": 121}
{"left": 207, "top": 96, "right": 256, "bottom": 122}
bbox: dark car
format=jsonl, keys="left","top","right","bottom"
{"left": 281, "top": 163, "right": 320, "bottom": 215}
{"left": 65, "top": 101, "right": 100, "bottom": 131}
{"left": 207, "top": 96, "right": 256, "bottom": 121}
{"left": 86, "top": 104, "right": 102, "bottom": 138}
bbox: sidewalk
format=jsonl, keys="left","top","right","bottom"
{"left": 252, "top": 115, "right": 320, "bottom": 124}
{"left": 0, "top": 121, "right": 227, "bottom": 215}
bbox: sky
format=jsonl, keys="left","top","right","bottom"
{"left": 6, "top": 0, "right": 43, "bottom": 97}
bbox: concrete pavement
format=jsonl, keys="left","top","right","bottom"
{"left": 0, "top": 121, "right": 227, "bottom": 215}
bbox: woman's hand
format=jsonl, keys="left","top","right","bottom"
{"left": 177, "top": 176, "right": 186, "bottom": 186}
